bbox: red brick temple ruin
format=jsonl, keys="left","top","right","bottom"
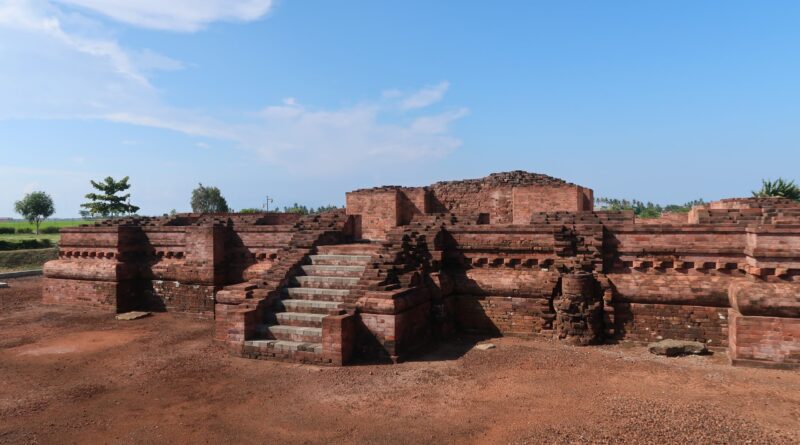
{"left": 42, "top": 171, "right": 800, "bottom": 369}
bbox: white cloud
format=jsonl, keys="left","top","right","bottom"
{"left": 248, "top": 96, "right": 467, "bottom": 173}
{"left": 0, "top": 0, "right": 152, "bottom": 85}
{"left": 132, "top": 48, "right": 184, "bottom": 73}
{"left": 411, "top": 108, "right": 470, "bottom": 134}
{"left": 398, "top": 81, "right": 450, "bottom": 110}
{"left": 53, "top": 0, "right": 273, "bottom": 32}
{"left": 107, "top": 90, "right": 468, "bottom": 174}
{"left": 0, "top": 1, "right": 467, "bottom": 176}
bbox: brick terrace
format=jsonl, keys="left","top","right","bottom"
{"left": 43, "top": 171, "right": 800, "bottom": 368}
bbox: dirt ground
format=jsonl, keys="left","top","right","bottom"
{"left": 1, "top": 277, "right": 799, "bottom": 445}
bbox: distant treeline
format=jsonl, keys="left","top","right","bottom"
{"left": 239, "top": 204, "right": 342, "bottom": 215}
{"left": 594, "top": 198, "right": 705, "bottom": 218}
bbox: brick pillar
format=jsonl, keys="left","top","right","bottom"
{"left": 555, "top": 272, "right": 603, "bottom": 345}
{"left": 184, "top": 225, "right": 226, "bottom": 286}
{"left": 322, "top": 314, "right": 357, "bottom": 365}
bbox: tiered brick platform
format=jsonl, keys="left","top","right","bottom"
{"left": 43, "top": 171, "right": 800, "bottom": 368}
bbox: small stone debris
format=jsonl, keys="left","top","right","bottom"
{"left": 115, "top": 311, "right": 151, "bottom": 321}
{"left": 474, "top": 343, "right": 497, "bottom": 351}
{"left": 0, "top": 282, "right": 8, "bottom": 289}
{"left": 648, "top": 339, "right": 708, "bottom": 357}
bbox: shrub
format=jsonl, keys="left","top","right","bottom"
{"left": 16, "top": 227, "right": 33, "bottom": 234}
{"left": 239, "top": 208, "right": 262, "bottom": 214}
{"left": 40, "top": 226, "right": 60, "bottom": 234}
{"left": 0, "top": 247, "right": 58, "bottom": 270}
{"left": 0, "top": 227, "right": 14, "bottom": 234}
{"left": 752, "top": 178, "right": 800, "bottom": 201}
{"left": 0, "top": 239, "right": 53, "bottom": 251}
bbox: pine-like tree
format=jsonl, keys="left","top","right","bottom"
{"left": 80, "top": 176, "right": 140, "bottom": 217}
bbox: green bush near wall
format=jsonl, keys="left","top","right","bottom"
{"left": 0, "top": 248, "right": 58, "bottom": 272}
{"left": 0, "top": 239, "right": 53, "bottom": 251}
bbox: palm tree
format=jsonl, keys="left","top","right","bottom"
{"left": 752, "top": 178, "right": 800, "bottom": 201}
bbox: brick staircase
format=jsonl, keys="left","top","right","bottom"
{"left": 242, "top": 243, "right": 379, "bottom": 357}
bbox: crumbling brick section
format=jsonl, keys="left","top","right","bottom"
{"left": 554, "top": 272, "right": 603, "bottom": 345}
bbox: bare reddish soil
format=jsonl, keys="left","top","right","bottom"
{"left": 1, "top": 277, "right": 799, "bottom": 445}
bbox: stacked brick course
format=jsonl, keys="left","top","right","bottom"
{"left": 43, "top": 173, "right": 800, "bottom": 368}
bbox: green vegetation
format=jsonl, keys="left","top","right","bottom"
{"left": 0, "top": 220, "right": 86, "bottom": 245}
{"left": 0, "top": 239, "right": 53, "bottom": 251}
{"left": 282, "top": 203, "right": 342, "bottom": 215}
{"left": 14, "top": 191, "right": 55, "bottom": 234}
{"left": 752, "top": 178, "right": 800, "bottom": 201}
{"left": 81, "top": 176, "right": 140, "bottom": 217}
{"left": 238, "top": 208, "right": 262, "bottom": 214}
{"left": 0, "top": 220, "right": 86, "bottom": 232}
{"left": 595, "top": 198, "right": 705, "bottom": 219}
{"left": 0, "top": 248, "right": 58, "bottom": 272}
{"left": 191, "top": 183, "right": 230, "bottom": 213}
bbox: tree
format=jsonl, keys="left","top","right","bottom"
{"left": 283, "top": 203, "right": 310, "bottom": 214}
{"left": 191, "top": 183, "right": 230, "bottom": 213}
{"left": 752, "top": 178, "right": 800, "bottom": 201}
{"left": 315, "top": 205, "right": 341, "bottom": 213}
{"left": 14, "top": 191, "right": 55, "bottom": 234}
{"left": 594, "top": 197, "right": 705, "bottom": 219}
{"left": 280, "top": 203, "right": 341, "bottom": 215}
{"left": 80, "top": 176, "right": 140, "bottom": 218}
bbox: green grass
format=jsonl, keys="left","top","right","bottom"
{"left": 0, "top": 219, "right": 87, "bottom": 231}
{"left": 0, "top": 233, "right": 61, "bottom": 243}
{"left": 0, "top": 219, "right": 89, "bottom": 244}
{"left": 0, "top": 248, "right": 58, "bottom": 272}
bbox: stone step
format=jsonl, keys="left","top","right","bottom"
{"left": 257, "top": 324, "right": 322, "bottom": 343}
{"left": 283, "top": 287, "right": 350, "bottom": 302}
{"left": 292, "top": 275, "right": 360, "bottom": 289}
{"left": 316, "top": 243, "right": 381, "bottom": 256}
{"left": 243, "top": 339, "right": 322, "bottom": 354}
{"left": 301, "top": 264, "right": 365, "bottom": 277}
{"left": 274, "top": 312, "right": 326, "bottom": 328}
{"left": 278, "top": 299, "right": 344, "bottom": 315}
{"left": 310, "top": 254, "right": 372, "bottom": 266}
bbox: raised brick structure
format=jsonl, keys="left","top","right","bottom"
{"left": 43, "top": 171, "right": 800, "bottom": 369}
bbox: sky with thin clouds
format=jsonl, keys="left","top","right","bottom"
{"left": 1, "top": 0, "right": 799, "bottom": 217}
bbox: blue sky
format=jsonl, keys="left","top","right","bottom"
{"left": 1, "top": 0, "right": 799, "bottom": 217}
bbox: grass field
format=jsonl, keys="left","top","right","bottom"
{"left": 0, "top": 219, "right": 87, "bottom": 231}
{"left": 0, "top": 220, "right": 88, "bottom": 243}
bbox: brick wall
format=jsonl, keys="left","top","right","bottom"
{"left": 454, "top": 295, "right": 553, "bottom": 337}
{"left": 430, "top": 183, "right": 514, "bottom": 223}
{"left": 143, "top": 281, "right": 217, "bottom": 316}
{"left": 511, "top": 185, "right": 592, "bottom": 224}
{"left": 346, "top": 189, "right": 400, "bottom": 240}
{"left": 608, "top": 272, "right": 739, "bottom": 307}
{"left": 42, "top": 277, "right": 138, "bottom": 312}
{"left": 614, "top": 303, "right": 729, "bottom": 347}
{"left": 729, "top": 310, "right": 800, "bottom": 368}
{"left": 452, "top": 268, "right": 559, "bottom": 298}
